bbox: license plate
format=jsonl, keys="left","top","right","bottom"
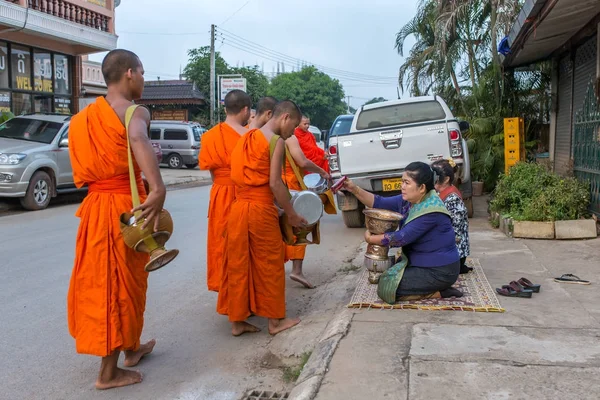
{"left": 382, "top": 178, "right": 402, "bottom": 192}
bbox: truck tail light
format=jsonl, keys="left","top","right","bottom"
{"left": 328, "top": 145, "right": 340, "bottom": 172}
{"left": 329, "top": 145, "right": 337, "bottom": 155}
{"left": 448, "top": 129, "right": 463, "bottom": 158}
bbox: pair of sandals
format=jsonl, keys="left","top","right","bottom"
{"left": 496, "top": 278, "right": 540, "bottom": 298}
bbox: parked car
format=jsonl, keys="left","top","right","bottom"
{"left": 149, "top": 121, "right": 201, "bottom": 169}
{"left": 152, "top": 142, "right": 163, "bottom": 164}
{"left": 0, "top": 113, "right": 77, "bottom": 211}
{"left": 325, "top": 114, "right": 354, "bottom": 172}
{"left": 308, "top": 125, "right": 323, "bottom": 146}
{"left": 330, "top": 95, "right": 473, "bottom": 228}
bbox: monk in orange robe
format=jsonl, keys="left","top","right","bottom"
{"left": 244, "top": 108, "right": 256, "bottom": 129}
{"left": 67, "top": 50, "right": 166, "bottom": 390}
{"left": 283, "top": 135, "right": 330, "bottom": 289}
{"left": 199, "top": 90, "right": 251, "bottom": 292}
{"left": 218, "top": 100, "right": 306, "bottom": 336}
{"left": 294, "top": 115, "right": 329, "bottom": 173}
{"left": 249, "top": 96, "right": 278, "bottom": 130}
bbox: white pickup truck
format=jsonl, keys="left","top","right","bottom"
{"left": 328, "top": 95, "right": 473, "bottom": 228}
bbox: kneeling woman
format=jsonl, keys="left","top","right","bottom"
{"left": 342, "top": 162, "right": 461, "bottom": 302}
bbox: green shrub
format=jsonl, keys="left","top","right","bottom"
{"left": 490, "top": 162, "right": 590, "bottom": 221}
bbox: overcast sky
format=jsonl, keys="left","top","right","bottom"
{"left": 91, "top": 0, "right": 418, "bottom": 113}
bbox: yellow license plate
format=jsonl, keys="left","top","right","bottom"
{"left": 382, "top": 178, "right": 402, "bottom": 192}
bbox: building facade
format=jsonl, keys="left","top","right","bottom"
{"left": 0, "top": 0, "right": 118, "bottom": 115}
{"left": 79, "top": 54, "right": 106, "bottom": 109}
{"left": 137, "top": 79, "right": 206, "bottom": 122}
{"left": 503, "top": 0, "right": 600, "bottom": 216}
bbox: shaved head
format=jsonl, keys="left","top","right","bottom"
{"left": 273, "top": 100, "right": 302, "bottom": 120}
{"left": 256, "top": 96, "right": 278, "bottom": 116}
{"left": 302, "top": 115, "right": 309, "bottom": 120}
{"left": 224, "top": 90, "right": 252, "bottom": 115}
{"left": 102, "top": 49, "right": 141, "bottom": 85}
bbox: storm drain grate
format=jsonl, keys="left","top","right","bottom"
{"left": 242, "top": 390, "right": 290, "bottom": 400}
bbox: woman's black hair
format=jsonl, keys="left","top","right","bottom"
{"left": 404, "top": 161, "right": 436, "bottom": 192}
{"left": 431, "top": 160, "right": 455, "bottom": 185}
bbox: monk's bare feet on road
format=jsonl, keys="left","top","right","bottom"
{"left": 95, "top": 368, "right": 143, "bottom": 390}
{"left": 232, "top": 321, "right": 261, "bottom": 336}
{"left": 268, "top": 317, "right": 301, "bottom": 335}
{"left": 124, "top": 339, "right": 156, "bottom": 367}
{"left": 290, "top": 273, "right": 314, "bottom": 289}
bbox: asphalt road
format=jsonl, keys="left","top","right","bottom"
{"left": 0, "top": 185, "right": 363, "bottom": 400}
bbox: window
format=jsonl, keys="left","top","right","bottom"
{"left": 54, "top": 54, "right": 70, "bottom": 95}
{"left": 330, "top": 117, "right": 353, "bottom": 137}
{"left": 150, "top": 129, "right": 161, "bottom": 140}
{"left": 0, "top": 118, "right": 62, "bottom": 144}
{"left": 33, "top": 50, "right": 52, "bottom": 93}
{"left": 12, "top": 92, "right": 32, "bottom": 115}
{"left": 11, "top": 45, "right": 32, "bottom": 91}
{"left": 192, "top": 126, "right": 201, "bottom": 142}
{"left": 163, "top": 129, "right": 187, "bottom": 140}
{"left": 356, "top": 101, "right": 446, "bottom": 130}
{"left": 34, "top": 95, "right": 52, "bottom": 113}
{"left": 0, "top": 42, "right": 8, "bottom": 89}
{"left": 0, "top": 91, "right": 9, "bottom": 113}
{"left": 54, "top": 97, "right": 71, "bottom": 114}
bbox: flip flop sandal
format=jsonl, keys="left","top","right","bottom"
{"left": 518, "top": 277, "right": 541, "bottom": 293}
{"left": 496, "top": 281, "right": 533, "bottom": 298}
{"left": 554, "top": 274, "right": 591, "bottom": 285}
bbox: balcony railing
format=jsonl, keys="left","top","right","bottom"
{"left": 3, "top": 0, "right": 111, "bottom": 32}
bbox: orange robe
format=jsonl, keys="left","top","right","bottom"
{"left": 67, "top": 97, "right": 149, "bottom": 357}
{"left": 282, "top": 150, "right": 307, "bottom": 261}
{"left": 294, "top": 127, "right": 329, "bottom": 173}
{"left": 217, "top": 129, "right": 285, "bottom": 321}
{"left": 199, "top": 123, "right": 241, "bottom": 292}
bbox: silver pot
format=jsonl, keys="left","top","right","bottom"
{"left": 303, "top": 173, "right": 328, "bottom": 194}
{"left": 363, "top": 255, "right": 395, "bottom": 284}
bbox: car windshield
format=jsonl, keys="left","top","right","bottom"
{"left": 330, "top": 118, "right": 353, "bottom": 137}
{"left": 192, "top": 126, "right": 201, "bottom": 142}
{"left": 356, "top": 101, "right": 446, "bottom": 130}
{"left": 0, "top": 118, "right": 63, "bottom": 144}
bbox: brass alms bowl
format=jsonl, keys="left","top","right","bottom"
{"left": 119, "top": 209, "right": 179, "bottom": 272}
{"left": 363, "top": 209, "right": 403, "bottom": 234}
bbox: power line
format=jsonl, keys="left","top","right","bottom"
{"left": 220, "top": 0, "right": 252, "bottom": 26}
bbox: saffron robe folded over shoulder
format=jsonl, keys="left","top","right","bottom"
{"left": 217, "top": 129, "right": 286, "bottom": 321}
{"left": 67, "top": 97, "right": 149, "bottom": 357}
{"left": 294, "top": 127, "right": 329, "bottom": 173}
{"left": 199, "top": 122, "right": 241, "bottom": 292}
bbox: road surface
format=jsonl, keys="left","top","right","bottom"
{"left": 0, "top": 185, "right": 363, "bottom": 400}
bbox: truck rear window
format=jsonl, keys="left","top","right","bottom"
{"left": 356, "top": 101, "right": 446, "bottom": 130}
{"left": 330, "top": 118, "right": 353, "bottom": 137}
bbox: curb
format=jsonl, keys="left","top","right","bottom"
{"left": 288, "top": 309, "right": 354, "bottom": 400}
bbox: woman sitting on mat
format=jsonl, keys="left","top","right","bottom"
{"left": 341, "top": 161, "right": 462, "bottom": 303}
{"left": 431, "top": 159, "right": 472, "bottom": 274}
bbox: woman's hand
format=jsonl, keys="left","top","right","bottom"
{"left": 342, "top": 178, "right": 359, "bottom": 194}
{"left": 364, "top": 231, "right": 384, "bottom": 245}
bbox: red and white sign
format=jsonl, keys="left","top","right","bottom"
{"left": 219, "top": 77, "right": 247, "bottom": 104}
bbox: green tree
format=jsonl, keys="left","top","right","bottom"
{"left": 268, "top": 66, "right": 346, "bottom": 129}
{"left": 230, "top": 66, "right": 269, "bottom": 107}
{"left": 364, "top": 97, "right": 388, "bottom": 105}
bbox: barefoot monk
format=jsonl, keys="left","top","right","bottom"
{"left": 67, "top": 49, "right": 165, "bottom": 390}
{"left": 199, "top": 90, "right": 251, "bottom": 292}
{"left": 218, "top": 100, "right": 306, "bottom": 336}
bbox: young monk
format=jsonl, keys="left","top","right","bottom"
{"left": 67, "top": 49, "right": 165, "bottom": 390}
{"left": 199, "top": 90, "right": 251, "bottom": 292}
{"left": 283, "top": 135, "right": 330, "bottom": 289}
{"left": 219, "top": 100, "right": 306, "bottom": 336}
{"left": 245, "top": 108, "right": 256, "bottom": 128}
{"left": 294, "top": 115, "right": 329, "bottom": 173}
{"left": 249, "top": 96, "right": 278, "bottom": 130}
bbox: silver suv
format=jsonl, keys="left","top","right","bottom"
{"left": 150, "top": 121, "right": 201, "bottom": 169}
{"left": 329, "top": 95, "right": 472, "bottom": 227}
{"left": 0, "top": 114, "right": 76, "bottom": 210}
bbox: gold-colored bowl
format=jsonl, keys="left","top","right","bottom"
{"left": 363, "top": 208, "right": 403, "bottom": 234}
{"left": 119, "top": 209, "right": 178, "bottom": 272}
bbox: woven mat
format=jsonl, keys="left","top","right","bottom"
{"left": 348, "top": 258, "right": 505, "bottom": 312}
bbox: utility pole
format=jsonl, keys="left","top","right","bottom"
{"left": 346, "top": 95, "right": 352, "bottom": 113}
{"left": 210, "top": 24, "right": 216, "bottom": 126}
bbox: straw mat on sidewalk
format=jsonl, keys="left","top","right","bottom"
{"left": 348, "top": 258, "right": 505, "bottom": 312}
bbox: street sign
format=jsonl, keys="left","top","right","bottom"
{"left": 219, "top": 77, "right": 246, "bottom": 105}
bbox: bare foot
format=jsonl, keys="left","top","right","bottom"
{"left": 124, "top": 339, "right": 156, "bottom": 367}
{"left": 232, "top": 321, "right": 261, "bottom": 337}
{"left": 95, "top": 368, "right": 143, "bottom": 390}
{"left": 290, "top": 273, "right": 315, "bottom": 289}
{"left": 269, "top": 317, "right": 301, "bottom": 335}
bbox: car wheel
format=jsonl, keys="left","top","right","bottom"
{"left": 342, "top": 204, "right": 365, "bottom": 228}
{"left": 20, "top": 171, "right": 53, "bottom": 211}
{"left": 167, "top": 153, "right": 183, "bottom": 169}
{"left": 465, "top": 196, "right": 474, "bottom": 218}
{"left": 185, "top": 163, "right": 198, "bottom": 169}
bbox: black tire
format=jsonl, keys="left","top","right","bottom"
{"left": 20, "top": 171, "right": 53, "bottom": 211}
{"left": 342, "top": 204, "right": 365, "bottom": 228}
{"left": 465, "top": 196, "right": 474, "bottom": 218}
{"left": 185, "top": 163, "right": 197, "bottom": 169}
{"left": 167, "top": 153, "right": 183, "bottom": 169}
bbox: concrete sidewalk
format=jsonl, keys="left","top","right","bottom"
{"left": 0, "top": 167, "right": 212, "bottom": 213}
{"left": 311, "top": 197, "right": 600, "bottom": 400}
